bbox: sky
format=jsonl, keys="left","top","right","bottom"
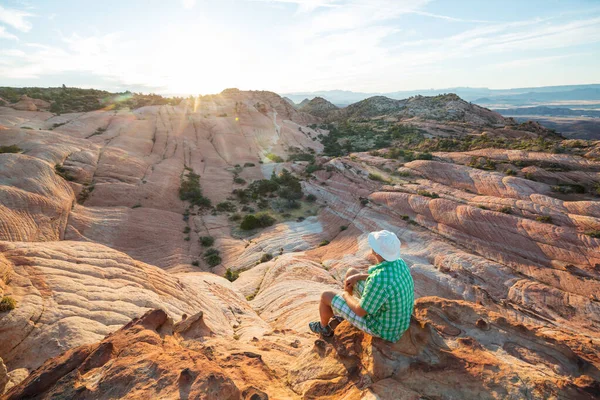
{"left": 0, "top": 0, "right": 599, "bottom": 95}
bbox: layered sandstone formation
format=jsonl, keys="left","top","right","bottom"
{"left": 1, "top": 90, "right": 599, "bottom": 398}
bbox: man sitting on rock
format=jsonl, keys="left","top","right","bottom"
{"left": 309, "top": 230, "right": 414, "bottom": 342}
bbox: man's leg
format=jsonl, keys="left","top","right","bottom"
{"left": 319, "top": 291, "right": 336, "bottom": 327}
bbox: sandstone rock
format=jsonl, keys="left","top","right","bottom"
{"left": 0, "top": 357, "right": 8, "bottom": 395}
{"left": 0, "top": 154, "right": 75, "bottom": 241}
{"left": 3, "top": 309, "right": 241, "bottom": 400}
{"left": 10, "top": 95, "right": 50, "bottom": 112}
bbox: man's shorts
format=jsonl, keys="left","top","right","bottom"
{"left": 331, "top": 280, "right": 376, "bottom": 336}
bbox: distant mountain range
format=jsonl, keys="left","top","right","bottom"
{"left": 281, "top": 84, "right": 600, "bottom": 108}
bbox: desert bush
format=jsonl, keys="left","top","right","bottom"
{"left": 183, "top": 227, "right": 191, "bottom": 234}
{"left": 417, "top": 189, "right": 439, "bottom": 199}
{"left": 0, "top": 145, "right": 22, "bottom": 153}
{"left": 499, "top": 206, "right": 512, "bottom": 214}
{"left": 199, "top": 236, "right": 215, "bottom": 247}
{"left": 0, "top": 296, "right": 16, "bottom": 312}
{"left": 259, "top": 253, "right": 273, "bottom": 263}
{"left": 306, "top": 194, "right": 317, "bottom": 202}
{"left": 55, "top": 164, "right": 74, "bottom": 181}
{"left": 288, "top": 152, "right": 315, "bottom": 163}
{"left": 368, "top": 173, "right": 389, "bottom": 183}
{"left": 505, "top": 169, "right": 517, "bottom": 176}
{"left": 305, "top": 163, "right": 323, "bottom": 174}
{"left": 233, "top": 177, "right": 246, "bottom": 185}
{"left": 191, "top": 260, "right": 199, "bottom": 267}
{"left": 340, "top": 225, "right": 348, "bottom": 231}
{"left": 319, "top": 240, "right": 330, "bottom": 247}
{"left": 551, "top": 184, "right": 585, "bottom": 194}
{"left": 240, "top": 213, "right": 276, "bottom": 230}
{"left": 586, "top": 230, "right": 600, "bottom": 238}
{"left": 204, "top": 248, "right": 221, "bottom": 267}
{"left": 216, "top": 201, "right": 236, "bottom": 212}
{"left": 416, "top": 152, "right": 433, "bottom": 160}
{"left": 243, "top": 162, "right": 256, "bottom": 167}
{"left": 266, "top": 153, "right": 284, "bottom": 163}
{"left": 132, "top": 203, "right": 142, "bottom": 209}
{"left": 179, "top": 171, "right": 211, "bottom": 208}
{"left": 536, "top": 215, "right": 553, "bottom": 224}
{"left": 225, "top": 268, "right": 240, "bottom": 282}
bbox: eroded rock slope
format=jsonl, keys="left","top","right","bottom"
{"left": 1, "top": 90, "right": 599, "bottom": 399}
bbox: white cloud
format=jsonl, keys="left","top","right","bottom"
{"left": 0, "top": 5, "right": 33, "bottom": 32}
{"left": 0, "top": 26, "right": 19, "bottom": 40}
{"left": 251, "top": 0, "right": 340, "bottom": 12}
{"left": 181, "top": 0, "right": 197, "bottom": 9}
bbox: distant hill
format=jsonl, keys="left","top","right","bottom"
{"left": 319, "top": 93, "right": 506, "bottom": 127}
{"left": 282, "top": 84, "right": 600, "bottom": 107}
{"left": 298, "top": 97, "right": 338, "bottom": 118}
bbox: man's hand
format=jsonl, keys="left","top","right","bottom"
{"left": 344, "top": 273, "right": 368, "bottom": 294}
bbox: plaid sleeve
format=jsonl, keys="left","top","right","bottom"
{"left": 359, "top": 275, "right": 389, "bottom": 315}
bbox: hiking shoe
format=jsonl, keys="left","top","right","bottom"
{"left": 309, "top": 321, "right": 333, "bottom": 337}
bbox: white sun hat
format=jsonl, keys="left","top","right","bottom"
{"left": 368, "top": 230, "right": 401, "bottom": 262}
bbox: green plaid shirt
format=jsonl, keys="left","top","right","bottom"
{"left": 359, "top": 258, "right": 414, "bottom": 342}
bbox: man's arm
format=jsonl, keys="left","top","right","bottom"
{"left": 342, "top": 292, "right": 368, "bottom": 317}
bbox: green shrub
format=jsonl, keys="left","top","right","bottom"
{"left": 0, "top": 145, "right": 22, "bottom": 153}
{"left": 259, "top": 253, "right": 273, "bottom": 263}
{"left": 417, "top": 190, "right": 439, "bottom": 199}
{"left": 536, "top": 215, "right": 553, "bottom": 224}
{"left": 233, "top": 177, "right": 246, "bottom": 185}
{"left": 499, "top": 206, "right": 512, "bottom": 214}
{"left": 204, "top": 248, "right": 221, "bottom": 267}
{"left": 306, "top": 194, "right": 317, "bottom": 202}
{"left": 243, "top": 162, "right": 256, "bottom": 167}
{"left": 266, "top": 153, "right": 284, "bottom": 163}
{"left": 586, "top": 230, "right": 600, "bottom": 238}
{"left": 229, "top": 213, "right": 242, "bottom": 221}
{"left": 199, "top": 236, "right": 215, "bottom": 247}
{"left": 340, "top": 225, "right": 348, "bottom": 231}
{"left": 305, "top": 163, "right": 323, "bottom": 174}
{"left": 400, "top": 215, "right": 410, "bottom": 221}
{"left": 416, "top": 152, "right": 433, "bottom": 160}
{"left": 0, "top": 296, "right": 16, "bottom": 312}
{"left": 524, "top": 172, "right": 536, "bottom": 181}
{"left": 191, "top": 260, "right": 199, "bottom": 267}
{"left": 319, "top": 240, "right": 330, "bottom": 247}
{"left": 551, "top": 184, "right": 585, "bottom": 194}
{"left": 183, "top": 226, "right": 191, "bottom": 234}
{"left": 505, "top": 169, "right": 517, "bottom": 176}
{"left": 179, "top": 171, "right": 211, "bottom": 207}
{"left": 184, "top": 236, "right": 190, "bottom": 241}
{"left": 216, "top": 201, "right": 236, "bottom": 212}
{"left": 368, "top": 173, "right": 389, "bottom": 183}
{"left": 288, "top": 152, "right": 315, "bottom": 163}
{"left": 132, "top": 203, "right": 142, "bottom": 209}
{"left": 477, "top": 205, "right": 488, "bottom": 210}
{"left": 240, "top": 213, "right": 276, "bottom": 230}
{"left": 225, "top": 268, "right": 240, "bottom": 282}
{"left": 55, "top": 164, "right": 74, "bottom": 181}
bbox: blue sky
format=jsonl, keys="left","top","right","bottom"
{"left": 0, "top": 0, "right": 599, "bottom": 95}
